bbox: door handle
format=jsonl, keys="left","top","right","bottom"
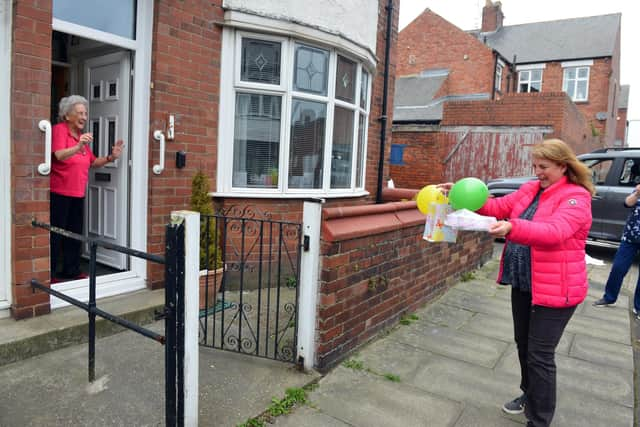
{"left": 153, "top": 130, "right": 165, "bottom": 175}
{"left": 37, "top": 120, "right": 52, "bottom": 175}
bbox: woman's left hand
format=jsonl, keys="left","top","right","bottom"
{"left": 489, "top": 220, "right": 512, "bottom": 238}
{"left": 111, "top": 140, "right": 125, "bottom": 160}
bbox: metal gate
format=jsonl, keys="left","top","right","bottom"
{"left": 198, "top": 208, "right": 303, "bottom": 364}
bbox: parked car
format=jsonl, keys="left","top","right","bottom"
{"left": 486, "top": 148, "right": 640, "bottom": 243}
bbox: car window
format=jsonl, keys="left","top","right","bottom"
{"left": 583, "top": 159, "right": 613, "bottom": 185}
{"left": 618, "top": 158, "right": 640, "bottom": 186}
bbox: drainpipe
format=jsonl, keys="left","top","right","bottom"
{"left": 376, "top": 0, "right": 394, "bottom": 204}
{"left": 491, "top": 51, "right": 498, "bottom": 100}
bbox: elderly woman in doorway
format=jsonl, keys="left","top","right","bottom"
{"left": 50, "top": 95, "right": 124, "bottom": 283}
{"left": 438, "top": 139, "right": 594, "bottom": 427}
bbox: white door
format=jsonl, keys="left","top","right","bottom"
{"left": 83, "top": 52, "right": 130, "bottom": 269}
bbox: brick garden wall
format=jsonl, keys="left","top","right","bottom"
{"left": 316, "top": 201, "right": 494, "bottom": 370}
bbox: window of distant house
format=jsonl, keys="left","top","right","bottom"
{"left": 495, "top": 62, "right": 503, "bottom": 92}
{"left": 390, "top": 144, "right": 405, "bottom": 165}
{"left": 563, "top": 66, "right": 590, "bottom": 102}
{"left": 518, "top": 69, "right": 542, "bottom": 93}
{"left": 224, "top": 32, "right": 371, "bottom": 195}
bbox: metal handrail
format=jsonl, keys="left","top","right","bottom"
{"left": 37, "top": 120, "right": 51, "bottom": 175}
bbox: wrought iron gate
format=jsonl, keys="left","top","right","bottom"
{"left": 198, "top": 208, "right": 303, "bottom": 364}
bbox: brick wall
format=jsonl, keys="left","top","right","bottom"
{"left": 146, "top": 0, "right": 224, "bottom": 287}
{"left": 389, "top": 128, "right": 446, "bottom": 188}
{"left": 397, "top": 9, "right": 495, "bottom": 96}
{"left": 442, "top": 93, "right": 600, "bottom": 154}
{"left": 11, "top": 0, "right": 53, "bottom": 319}
{"left": 316, "top": 202, "right": 493, "bottom": 370}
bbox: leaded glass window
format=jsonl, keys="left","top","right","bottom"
{"left": 241, "top": 38, "right": 281, "bottom": 85}
{"left": 293, "top": 44, "right": 329, "bottom": 95}
{"left": 335, "top": 55, "right": 356, "bottom": 103}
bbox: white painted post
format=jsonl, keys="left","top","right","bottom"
{"left": 297, "top": 200, "right": 323, "bottom": 371}
{"left": 171, "top": 210, "right": 199, "bottom": 427}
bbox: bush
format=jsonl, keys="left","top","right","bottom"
{"left": 190, "top": 170, "right": 222, "bottom": 270}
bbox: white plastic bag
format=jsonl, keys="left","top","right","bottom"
{"left": 444, "top": 209, "right": 497, "bottom": 231}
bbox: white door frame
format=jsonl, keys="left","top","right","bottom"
{"left": 0, "top": 0, "right": 12, "bottom": 317}
{"left": 51, "top": 1, "right": 154, "bottom": 293}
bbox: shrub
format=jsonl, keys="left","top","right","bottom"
{"left": 190, "top": 170, "right": 222, "bottom": 270}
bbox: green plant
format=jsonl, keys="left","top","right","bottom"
{"left": 343, "top": 359, "right": 365, "bottom": 370}
{"left": 460, "top": 271, "right": 476, "bottom": 282}
{"left": 190, "top": 170, "right": 222, "bottom": 270}
{"left": 268, "top": 387, "right": 307, "bottom": 416}
{"left": 237, "top": 419, "right": 265, "bottom": 427}
{"left": 399, "top": 313, "right": 419, "bottom": 325}
{"left": 384, "top": 373, "right": 401, "bottom": 382}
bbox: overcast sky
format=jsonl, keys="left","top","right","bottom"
{"left": 399, "top": 0, "right": 640, "bottom": 143}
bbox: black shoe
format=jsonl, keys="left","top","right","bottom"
{"left": 592, "top": 297, "right": 616, "bottom": 308}
{"left": 502, "top": 394, "right": 526, "bottom": 415}
{"left": 634, "top": 308, "right": 639, "bottom": 320}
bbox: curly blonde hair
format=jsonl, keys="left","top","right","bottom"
{"left": 531, "top": 139, "right": 595, "bottom": 195}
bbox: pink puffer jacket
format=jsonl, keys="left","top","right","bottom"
{"left": 477, "top": 176, "right": 592, "bottom": 307}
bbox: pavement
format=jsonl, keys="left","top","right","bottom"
{"left": 0, "top": 242, "right": 637, "bottom": 426}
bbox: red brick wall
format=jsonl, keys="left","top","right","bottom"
{"left": 442, "top": 93, "right": 600, "bottom": 154}
{"left": 146, "top": 0, "right": 224, "bottom": 287}
{"left": 397, "top": 9, "right": 495, "bottom": 96}
{"left": 316, "top": 216, "right": 493, "bottom": 370}
{"left": 389, "top": 129, "right": 445, "bottom": 188}
{"left": 10, "top": 0, "right": 53, "bottom": 319}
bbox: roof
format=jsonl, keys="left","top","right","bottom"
{"left": 476, "top": 13, "right": 620, "bottom": 64}
{"left": 393, "top": 73, "right": 490, "bottom": 122}
{"left": 619, "top": 85, "right": 630, "bottom": 109}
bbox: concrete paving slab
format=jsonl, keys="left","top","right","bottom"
{"left": 453, "top": 404, "right": 524, "bottom": 427}
{"left": 553, "top": 386, "right": 634, "bottom": 427}
{"left": 419, "top": 301, "right": 475, "bottom": 329}
{"left": 459, "top": 312, "right": 514, "bottom": 343}
{"left": 0, "top": 321, "right": 316, "bottom": 427}
{"left": 452, "top": 279, "right": 499, "bottom": 297}
{"left": 389, "top": 321, "right": 510, "bottom": 368}
{"left": 354, "top": 337, "right": 437, "bottom": 382}
{"left": 570, "top": 333, "right": 634, "bottom": 371}
{"left": 440, "top": 288, "right": 513, "bottom": 320}
{"left": 306, "top": 366, "right": 463, "bottom": 427}
{"left": 565, "top": 311, "right": 631, "bottom": 345}
{"left": 272, "top": 406, "right": 350, "bottom": 426}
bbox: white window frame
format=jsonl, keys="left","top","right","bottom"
{"left": 0, "top": 0, "right": 12, "bottom": 314}
{"left": 562, "top": 60, "right": 593, "bottom": 102}
{"left": 495, "top": 60, "right": 504, "bottom": 92}
{"left": 217, "top": 29, "right": 372, "bottom": 198}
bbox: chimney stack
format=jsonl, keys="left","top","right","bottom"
{"left": 481, "top": 0, "right": 503, "bottom": 33}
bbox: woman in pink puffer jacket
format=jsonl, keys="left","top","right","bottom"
{"left": 441, "top": 139, "right": 594, "bottom": 427}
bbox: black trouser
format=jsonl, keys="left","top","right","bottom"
{"left": 511, "top": 287, "right": 576, "bottom": 427}
{"left": 50, "top": 192, "right": 84, "bottom": 278}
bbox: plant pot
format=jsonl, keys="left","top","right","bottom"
{"left": 199, "top": 268, "right": 223, "bottom": 310}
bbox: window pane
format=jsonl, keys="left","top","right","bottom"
{"left": 233, "top": 93, "right": 281, "bottom": 188}
{"left": 578, "top": 67, "right": 589, "bottom": 79}
{"left": 331, "top": 106, "right": 355, "bottom": 188}
{"left": 288, "top": 99, "right": 326, "bottom": 189}
{"left": 577, "top": 80, "right": 587, "bottom": 100}
{"left": 293, "top": 44, "right": 329, "bottom": 95}
{"left": 53, "top": 0, "right": 136, "bottom": 39}
{"left": 356, "top": 114, "right": 367, "bottom": 188}
{"left": 530, "top": 81, "right": 541, "bottom": 92}
{"left": 360, "top": 70, "right": 369, "bottom": 109}
{"left": 565, "top": 68, "right": 576, "bottom": 80}
{"left": 241, "top": 38, "right": 281, "bottom": 85}
{"left": 531, "top": 70, "right": 542, "bottom": 81}
{"left": 520, "top": 70, "right": 530, "bottom": 81}
{"left": 335, "top": 56, "right": 356, "bottom": 103}
{"left": 566, "top": 81, "right": 575, "bottom": 98}
{"left": 519, "top": 83, "right": 528, "bottom": 93}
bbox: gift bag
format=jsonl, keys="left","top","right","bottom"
{"left": 444, "top": 208, "right": 497, "bottom": 231}
{"left": 423, "top": 200, "right": 458, "bottom": 243}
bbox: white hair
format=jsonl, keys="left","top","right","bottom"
{"left": 58, "top": 95, "right": 89, "bottom": 122}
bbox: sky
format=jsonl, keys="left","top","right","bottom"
{"left": 399, "top": 0, "right": 640, "bottom": 144}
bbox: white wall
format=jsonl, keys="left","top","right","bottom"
{"left": 223, "top": 0, "right": 379, "bottom": 53}
{"left": 628, "top": 120, "right": 640, "bottom": 147}
{"left": 0, "top": 0, "right": 12, "bottom": 312}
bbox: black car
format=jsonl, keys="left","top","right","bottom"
{"left": 486, "top": 148, "right": 640, "bottom": 244}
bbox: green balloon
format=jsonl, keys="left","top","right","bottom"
{"left": 449, "top": 177, "right": 489, "bottom": 211}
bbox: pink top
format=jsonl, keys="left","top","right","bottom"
{"left": 50, "top": 122, "right": 96, "bottom": 198}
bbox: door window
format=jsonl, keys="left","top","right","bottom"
{"left": 53, "top": 0, "right": 136, "bottom": 39}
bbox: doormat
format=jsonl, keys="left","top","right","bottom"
{"left": 199, "top": 300, "right": 233, "bottom": 318}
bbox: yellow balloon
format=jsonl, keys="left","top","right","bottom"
{"left": 416, "top": 185, "right": 444, "bottom": 214}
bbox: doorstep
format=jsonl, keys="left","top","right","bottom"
{"left": 0, "top": 288, "right": 164, "bottom": 367}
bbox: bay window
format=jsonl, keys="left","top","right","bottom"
{"left": 221, "top": 31, "right": 371, "bottom": 196}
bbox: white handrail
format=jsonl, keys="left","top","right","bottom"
{"left": 153, "top": 130, "right": 165, "bottom": 175}
{"left": 37, "top": 119, "right": 52, "bottom": 175}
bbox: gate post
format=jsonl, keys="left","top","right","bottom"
{"left": 297, "top": 200, "right": 323, "bottom": 371}
{"left": 171, "top": 211, "right": 200, "bottom": 427}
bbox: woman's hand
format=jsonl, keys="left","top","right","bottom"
{"left": 488, "top": 220, "right": 512, "bottom": 238}
{"left": 110, "top": 140, "right": 125, "bottom": 160}
{"left": 436, "top": 182, "right": 454, "bottom": 193}
{"left": 78, "top": 132, "right": 93, "bottom": 146}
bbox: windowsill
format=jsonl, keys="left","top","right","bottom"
{"left": 211, "top": 190, "right": 370, "bottom": 199}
